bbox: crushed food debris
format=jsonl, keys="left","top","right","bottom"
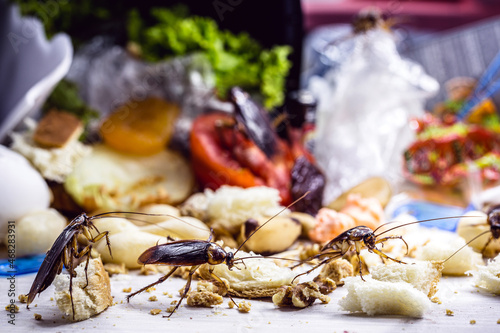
{"left": 150, "top": 309, "right": 161, "bottom": 315}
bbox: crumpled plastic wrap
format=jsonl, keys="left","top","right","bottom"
{"left": 66, "top": 37, "right": 216, "bottom": 142}
{"left": 309, "top": 28, "right": 439, "bottom": 205}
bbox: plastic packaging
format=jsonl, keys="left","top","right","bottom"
{"left": 308, "top": 27, "right": 439, "bottom": 205}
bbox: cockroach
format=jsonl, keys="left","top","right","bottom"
{"left": 126, "top": 193, "right": 309, "bottom": 318}
{"left": 25, "top": 211, "right": 196, "bottom": 320}
{"left": 26, "top": 212, "right": 112, "bottom": 320}
{"left": 292, "top": 215, "right": 483, "bottom": 283}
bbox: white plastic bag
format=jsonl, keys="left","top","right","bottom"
{"left": 310, "top": 28, "right": 439, "bottom": 205}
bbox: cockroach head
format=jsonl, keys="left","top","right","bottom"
{"left": 363, "top": 233, "right": 376, "bottom": 247}
{"left": 225, "top": 252, "right": 235, "bottom": 269}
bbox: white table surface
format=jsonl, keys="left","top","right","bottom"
{"left": 1, "top": 269, "right": 499, "bottom": 333}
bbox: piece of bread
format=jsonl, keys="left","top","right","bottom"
{"left": 468, "top": 254, "right": 500, "bottom": 295}
{"left": 53, "top": 257, "right": 113, "bottom": 321}
{"left": 198, "top": 249, "right": 295, "bottom": 298}
{"left": 338, "top": 260, "right": 444, "bottom": 317}
{"left": 339, "top": 277, "right": 430, "bottom": 317}
{"left": 370, "top": 261, "right": 443, "bottom": 297}
{"left": 413, "top": 229, "right": 483, "bottom": 275}
{"left": 457, "top": 211, "right": 500, "bottom": 258}
{"left": 186, "top": 280, "right": 225, "bottom": 307}
{"left": 207, "top": 186, "right": 286, "bottom": 234}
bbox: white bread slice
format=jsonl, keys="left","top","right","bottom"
{"left": 339, "top": 260, "right": 443, "bottom": 317}
{"left": 371, "top": 261, "right": 443, "bottom": 297}
{"left": 199, "top": 248, "right": 295, "bottom": 298}
{"left": 339, "top": 277, "right": 430, "bottom": 317}
{"left": 404, "top": 228, "right": 484, "bottom": 275}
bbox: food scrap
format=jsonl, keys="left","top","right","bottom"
{"left": 237, "top": 301, "right": 252, "bottom": 313}
{"left": 103, "top": 263, "right": 129, "bottom": 276}
{"left": 467, "top": 254, "right": 500, "bottom": 294}
{"left": 53, "top": 258, "right": 113, "bottom": 321}
{"left": 339, "top": 261, "right": 444, "bottom": 317}
{"left": 272, "top": 282, "right": 330, "bottom": 308}
{"left": 309, "top": 194, "right": 385, "bottom": 243}
{"left": 186, "top": 280, "right": 226, "bottom": 308}
{"left": 5, "top": 304, "right": 19, "bottom": 313}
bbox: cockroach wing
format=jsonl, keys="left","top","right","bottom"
{"left": 26, "top": 225, "right": 78, "bottom": 305}
{"left": 230, "top": 87, "right": 277, "bottom": 158}
{"left": 138, "top": 240, "right": 214, "bottom": 267}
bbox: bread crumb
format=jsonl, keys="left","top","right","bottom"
{"left": 150, "top": 309, "right": 161, "bottom": 315}
{"left": 149, "top": 296, "right": 158, "bottom": 302}
{"left": 170, "top": 300, "right": 178, "bottom": 305}
{"left": 446, "top": 309, "right": 454, "bottom": 316}
{"left": 163, "top": 292, "right": 173, "bottom": 297}
{"left": 140, "top": 265, "right": 158, "bottom": 276}
{"left": 238, "top": 301, "right": 251, "bottom": 313}
{"left": 103, "top": 263, "right": 128, "bottom": 276}
{"left": 186, "top": 280, "right": 228, "bottom": 308}
{"left": 5, "top": 304, "right": 19, "bottom": 312}
{"left": 50, "top": 297, "right": 54, "bottom": 301}
{"left": 166, "top": 306, "right": 176, "bottom": 312}
{"left": 146, "top": 287, "right": 156, "bottom": 293}
{"left": 18, "top": 294, "right": 28, "bottom": 303}
{"left": 497, "top": 319, "right": 500, "bottom": 324}
{"left": 431, "top": 296, "right": 442, "bottom": 304}
{"left": 470, "top": 320, "right": 476, "bottom": 324}
{"left": 122, "top": 287, "right": 132, "bottom": 293}
{"left": 228, "top": 301, "right": 235, "bottom": 309}
{"left": 314, "top": 259, "right": 353, "bottom": 287}
{"left": 34, "top": 313, "right": 42, "bottom": 320}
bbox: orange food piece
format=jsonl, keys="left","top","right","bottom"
{"left": 100, "top": 97, "right": 179, "bottom": 155}
{"left": 340, "top": 193, "right": 385, "bottom": 231}
{"left": 308, "top": 194, "right": 385, "bottom": 243}
{"left": 309, "top": 208, "right": 356, "bottom": 243}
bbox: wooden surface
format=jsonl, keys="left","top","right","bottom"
{"left": 1, "top": 270, "right": 498, "bottom": 333}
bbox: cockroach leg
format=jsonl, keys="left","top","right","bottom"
{"left": 164, "top": 265, "right": 200, "bottom": 318}
{"left": 374, "top": 235, "right": 409, "bottom": 255}
{"left": 291, "top": 253, "right": 341, "bottom": 284}
{"left": 208, "top": 268, "right": 237, "bottom": 307}
{"left": 127, "top": 267, "right": 179, "bottom": 302}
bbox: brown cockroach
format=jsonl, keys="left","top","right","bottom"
{"left": 292, "top": 215, "right": 483, "bottom": 283}
{"left": 126, "top": 193, "right": 309, "bottom": 318}
{"left": 26, "top": 212, "right": 112, "bottom": 320}
{"left": 25, "top": 211, "right": 198, "bottom": 320}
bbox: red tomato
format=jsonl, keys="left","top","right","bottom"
{"left": 190, "top": 113, "right": 292, "bottom": 203}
